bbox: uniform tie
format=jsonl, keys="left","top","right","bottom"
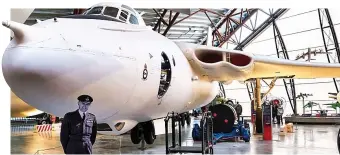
{"left": 82, "top": 113, "right": 86, "bottom": 122}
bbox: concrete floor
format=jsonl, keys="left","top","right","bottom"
{"left": 11, "top": 120, "right": 340, "bottom": 154}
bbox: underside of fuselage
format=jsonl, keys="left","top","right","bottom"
{"left": 11, "top": 91, "right": 43, "bottom": 117}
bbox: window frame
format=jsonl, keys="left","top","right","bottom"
{"left": 103, "top": 6, "right": 120, "bottom": 18}
{"left": 119, "top": 9, "right": 129, "bottom": 22}
{"left": 86, "top": 6, "right": 104, "bottom": 15}
{"left": 128, "top": 14, "right": 139, "bottom": 25}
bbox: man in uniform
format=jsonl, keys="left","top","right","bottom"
{"left": 60, "top": 95, "right": 97, "bottom": 154}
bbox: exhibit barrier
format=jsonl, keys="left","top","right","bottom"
{"left": 37, "top": 131, "right": 52, "bottom": 139}
{"left": 11, "top": 124, "right": 35, "bottom": 134}
{"left": 34, "top": 123, "right": 61, "bottom": 133}
{"left": 34, "top": 124, "right": 52, "bottom": 132}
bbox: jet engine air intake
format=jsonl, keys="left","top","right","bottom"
{"left": 194, "top": 49, "right": 252, "bottom": 67}
{"left": 191, "top": 48, "right": 255, "bottom": 81}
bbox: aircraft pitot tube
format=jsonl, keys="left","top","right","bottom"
{"left": 2, "top": 20, "right": 55, "bottom": 46}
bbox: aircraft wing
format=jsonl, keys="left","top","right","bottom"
{"left": 247, "top": 55, "right": 340, "bottom": 79}
{"left": 176, "top": 42, "right": 340, "bottom": 82}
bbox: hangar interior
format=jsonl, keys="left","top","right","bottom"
{"left": 10, "top": 6, "right": 340, "bottom": 154}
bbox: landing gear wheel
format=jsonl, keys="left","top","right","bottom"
{"left": 130, "top": 125, "right": 142, "bottom": 144}
{"left": 226, "top": 100, "right": 234, "bottom": 105}
{"left": 41, "top": 120, "right": 47, "bottom": 125}
{"left": 143, "top": 121, "right": 156, "bottom": 145}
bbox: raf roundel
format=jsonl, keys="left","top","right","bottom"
{"left": 142, "top": 63, "right": 148, "bottom": 80}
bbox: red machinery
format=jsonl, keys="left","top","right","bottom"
{"left": 262, "top": 101, "right": 272, "bottom": 140}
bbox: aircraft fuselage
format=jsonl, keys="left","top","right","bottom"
{"left": 3, "top": 17, "right": 219, "bottom": 134}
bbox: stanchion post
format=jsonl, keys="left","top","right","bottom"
{"left": 165, "top": 115, "right": 169, "bottom": 154}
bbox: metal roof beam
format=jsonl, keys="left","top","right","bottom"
{"left": 212, "top": 9, "right": 237, "bottom": 34}
{"left": 161, "top": 27, "right": 206, "bottom": 31}
{"left": 153, "top": 9, "right": 169, "bottom": 27}
{"left": 199, "top": 9, "right": 237, "bottom": 45}
{"left": 162, "top": 12, "right": 180, "bottom": 36}
{"left": 153, "top": 9, "right": 168, "bottom": 31}
{"left": 150, "top": 19, "right": 214, "bottom": 25}
{"left": 234, "top": 9, "right": 289, "bottom": 50}
{"left": 200, "top": 9, "right": 258, "bottom": 46}
{"left": 217, "top": 9, "right": 259, "bottom": 47}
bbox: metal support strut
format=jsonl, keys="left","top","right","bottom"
{"left": 255, "top": 78, "right": 262, "bottom": 109}
{"left": 261, "top": 77, "right": 278, "bottom": 100}
{"left": 234, "top": 9, "right": 288, "bottom": 104}
{"left": 152, "top": 9, "right": 179, "bottom": 36}
{"left": 273, "top": 21, "right": 297, "bottom": 115}
{"left": 253, "top": 78, "right": 262, "bottom": 134}
{"left": 318, "top": 9, "right": 340, "bottom": 93}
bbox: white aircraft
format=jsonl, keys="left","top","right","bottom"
{"left": 7, "top": 9, "right": 45, "bottom": 118}
{"left": 3, "top": 3, "right": 340, "bottom": 145}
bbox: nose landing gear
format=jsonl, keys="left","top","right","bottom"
{"left": 130, "top": 120, "right": 156, "bottom": 146}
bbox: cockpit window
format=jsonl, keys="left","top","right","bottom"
{"left": 103, "top": 7, "right": 119, "bottom": 18}
{"left": 82, "top": 8, "right": 91, "bottom": 14}
{"left": 119, "top": 10, "right": 128, "bottom": 22}
{"left": 129, "top": 14, "right": 139, "bottom": 25}
{"left": 122, "top": 4, "right": 136, "bottom": 15}
{"left": 87, "top": 6, "right": 103, "bottom": 15}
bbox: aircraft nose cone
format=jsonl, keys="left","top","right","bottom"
{"left": 2, "top": 37, "right": 129, "bottom": 118}
{"left": 2, "top": 46, "right": 61, "bottom": 99}
{"left": 2, "top": 44, "right": 94, "bottom": 116}
{"left": 2, "top": 30, "right": 85, "bottom": 99}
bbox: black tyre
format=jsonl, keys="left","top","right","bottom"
{"left": 143, "top": 121, "right": 156, "bottom": 145}
{"left": 41, "top": 120, "right": 47, "bottom": 125}
{"left": 130, "top": 125, "right": 142, "bottom": 144}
